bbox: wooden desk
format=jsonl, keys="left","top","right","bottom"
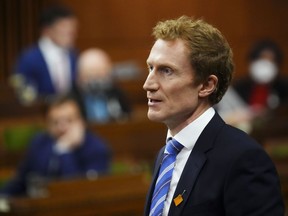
{"left": 88, "top": 120, "right": 167, "bottom": 163}
{"left": 5, "top": 173, "right": 150, "bottom": 216}
{"left": 264, "top": 137, "right": 288, "bottom": 211}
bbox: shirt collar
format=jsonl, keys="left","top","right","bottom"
{"left": 166, "top": 107, "right": 215, "bottom": 151}
{"left": 39, "top": 36, "right": 67, "bottom": 55}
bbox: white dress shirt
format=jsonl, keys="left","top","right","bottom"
{"left": 162, "top": 107, "right": 215, "bottom": 215}
{"left": 39, "top": 36, "right": 71, "bottom": 94}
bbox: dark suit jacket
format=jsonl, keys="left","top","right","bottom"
{"left": 234, "top": 77, "right": 288, "bottom": 107}
{"left": 144, "top": 112, "right": 284, "bottom": 216}
{"left": 15, "top": 44, "right": 77, "bottom": 95}
{"left": 0, "top": 130, "right": 110, "bottom": 196}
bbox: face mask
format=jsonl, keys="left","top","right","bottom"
{"left": 81, "top": 79, "right": 112, "bottom": 94}
{"left": 249, "top": 59, "right": 277, "bottom": 84}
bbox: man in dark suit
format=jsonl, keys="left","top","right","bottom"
{"left": 0, "top": 95, "right": 110, "bottom": 197}
{"left": 12, "top": 5, "right": 78, "bottom": 102}
{"left": 143, "top": 16, "right": 284, "bottom": 215}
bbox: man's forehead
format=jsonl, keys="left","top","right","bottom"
{"left": 49, "top": 101, "right": 78, "bottom": 115}
{"left": 147, "top": 39, "right": 189, "bottom": 64}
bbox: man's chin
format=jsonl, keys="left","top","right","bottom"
{"left": 147, "top": 112, "right": 163, "bottom": 122}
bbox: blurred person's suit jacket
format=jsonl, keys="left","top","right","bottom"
{"left": 234, "top": 77, "right": 288, "bottom": 109}
{"left": 15, "top": 44, "right": 77, "bottom": 95}
{"left": 144, "top": 112, "right": 284, "bottom": 216}
{"left": 0, "top": 130, "right": 110, "bottom": 196}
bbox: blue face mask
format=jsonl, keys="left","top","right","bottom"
{"left": 81, "top": 79, "right": 113, "bottom": 94}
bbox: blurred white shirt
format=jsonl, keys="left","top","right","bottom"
{"left": 39, "top": 36, "right": 71, "bottom": 94}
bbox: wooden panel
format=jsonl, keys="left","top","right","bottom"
{"left": 1, "top": 0, "right": 288, "bottom": 82}
{"left": 58, "top": 0, "right": 288, "bottom": 79}
{"left": 0, "top": 83, "right": 46, "bottom": 119}
{"left": 6, "top": 173, "right": 149, "bottom": 216}
{"left": 0, "top": 0, "right": 45, "bottom": 82}
{"left": 89, "top": 119, "right": 167, "bottom": 162}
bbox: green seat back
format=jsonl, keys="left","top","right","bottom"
{"left": 3, "top": 125, "right": 43, "bottom": 151}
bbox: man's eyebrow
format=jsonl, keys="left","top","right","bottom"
{"left": 146, "top": 61, "right": 176, "bottom": 68}
{"left": 157, "top": 62, "right": 177, "bottom": 70}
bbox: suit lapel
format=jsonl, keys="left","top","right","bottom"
{"left": 168, "top": 112, "right": 225, "bottom": 216}
{"left": 169, "top": 150, "right": 207, "bottom": 216}
{"left": 68, "top": 50, "right": 77, "bottom": 80}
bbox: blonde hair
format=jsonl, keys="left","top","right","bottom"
{"left": 152, "top": 16, "right": 234, "bottom": 104}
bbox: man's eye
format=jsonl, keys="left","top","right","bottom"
{"left": 147, "top": 65, "right": 153, "bottom": 72}
{"left": 161, "top": 67, "right": 173, "bottom": 74}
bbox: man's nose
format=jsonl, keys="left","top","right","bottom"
{"left": 143, "top": 72, "right": 158, "bottom": 92}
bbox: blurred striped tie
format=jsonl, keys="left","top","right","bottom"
{"left": 149, "top": 138, "right": 184, "bottom": 216}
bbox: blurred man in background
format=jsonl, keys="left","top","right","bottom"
{"left": 11, "top": 5, "right": 78, "bottom": 104}
{"left": 72, "top": 48, "right": 131, "bottom": 123}
{"left": 0, "top": 95, "right": 110, "bottom": 197}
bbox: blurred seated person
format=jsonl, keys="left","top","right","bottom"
{"left": 10, "top": 5, "right": 78, "bottom": 105}
{"left": 72, "top": 48, "right": 132, "bottom": 123}
{"left": 0, "top": 95, "right": 111, "bottom": 197}
{"left": 215, "top": 87, "right": 254, "bottom": 133}
{"left": 234, "top": 39, "right": 288, "bottom": 116}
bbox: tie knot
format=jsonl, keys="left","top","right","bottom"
{"left": 166, "top": 138, "right": 184, "bottom": 155}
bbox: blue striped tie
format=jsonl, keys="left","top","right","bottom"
{"left": 149, "top": 138, "right": 184, "bottom": 216}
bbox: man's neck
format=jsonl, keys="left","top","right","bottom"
{"left": 167, "top": 104, "right": 212, "bottom": 136}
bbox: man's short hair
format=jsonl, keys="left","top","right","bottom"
{"left": 46, "top": 94, "right": 85, "bottom": 120}
{"left": 40, "top": 4, "right": 75, "bottom": 28}
{"left": 152, "top": 15, "right": 234, "bottom": 104}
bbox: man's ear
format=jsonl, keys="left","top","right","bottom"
{"left": 198, "top": 75, "right": 218, "bottom": 98}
